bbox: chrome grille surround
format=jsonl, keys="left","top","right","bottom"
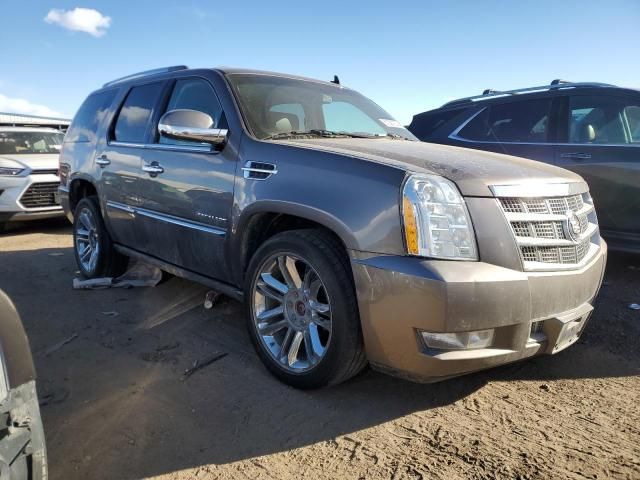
{"left": 492, "top": 185, "right": 601, "bottom": 271}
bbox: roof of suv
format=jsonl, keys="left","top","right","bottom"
{"left": 101, "top": 65, "right": 347, "bottom": 90}
{"left": 436, "top": 80, "right": 639, "bottom": 111}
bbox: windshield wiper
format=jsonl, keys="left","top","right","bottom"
{"left": 379, "top": 132, "right": 415, "bottom": 141}
{"left": 262, "top": 129, "right": 378, "bottom": 140}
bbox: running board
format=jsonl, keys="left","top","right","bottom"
{"left": 113, "top": 244, "right": 244, "bottom": 302}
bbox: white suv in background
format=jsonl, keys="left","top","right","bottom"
{"left": 0, "top": 127, "right": 65, "bottom": 232}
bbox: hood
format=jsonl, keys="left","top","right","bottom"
{"left": 0, "top": 153, "right": 59, "bottom": 172}
{"left": 280, "top": 139, "right": 585, "bottom": 197}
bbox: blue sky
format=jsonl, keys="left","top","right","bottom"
{"left": 1, "top": 0, "right": 639, "bottom": 124}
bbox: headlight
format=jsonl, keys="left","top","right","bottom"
{"left": 402, "top": 174, "right": 478, "bottom": 260}
{"left": 0, "top": 167, "right": 25, "bottom": 176}
{"left": 0, "top": 159, "right": 26, "bottom": 177}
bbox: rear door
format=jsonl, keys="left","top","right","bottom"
{"left": 101, "top": 81, "right": 166, "bottom": 249}
{"left": 449, "top": 98, "right": 556, "bottom": 164}
{"left": 554, "top": 94, "right": 640, "bottom": 236}
{"left": 135, "top": 76, "right": 236, "bottom": 280}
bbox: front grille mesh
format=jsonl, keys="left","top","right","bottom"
{"left": 19, "top": 182, "right": 60, "bottom": 208}
{"left": 499, "top": 195, "right": 585, "bottom": 215}
{"left": 498, "top": 192, "right": 599, "bottom": 270}
{"left": 521, "top": 238, "right": 591, "bottom": 264}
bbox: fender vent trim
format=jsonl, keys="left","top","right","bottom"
{"left": 242, "top": 161, "right": 277, "bottom": 180}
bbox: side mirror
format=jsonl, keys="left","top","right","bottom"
{"left": 158, "top": 109, "right": 227, "bottom": 147}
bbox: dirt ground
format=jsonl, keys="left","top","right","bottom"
{"left": 1, "top": 219, "right": 638, "bottom": 480}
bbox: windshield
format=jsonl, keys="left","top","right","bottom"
{"left": 226, "top": 73, "right": 417, "bottom": 141}
{"left": 0, "top": 131, "right": 64, "bottom": 155}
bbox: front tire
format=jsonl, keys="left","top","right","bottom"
{"left": 244, "top": 229, "right": 367, "bottom": 389}
{"left": 73, "top": 197, "right": 127, "bottom": 278}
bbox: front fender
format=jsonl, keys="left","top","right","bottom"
{"left": 236, "top": 200, "right": 359, "bottom": 249}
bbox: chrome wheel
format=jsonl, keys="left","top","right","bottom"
{"left": 252, "top": 253, "right": 332, "bottom": 372}
{"left": 75, "top": 207, "right": 100, "bottom": 273}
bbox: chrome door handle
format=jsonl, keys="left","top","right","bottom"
{"left": 95, "top": 154, "right": 110, "bottom": 166}
{"left": 142, "top": 163, "right": 164, "bottom": 175}
{"left": 560, "top": 152, "right": 591, "bottom": 160}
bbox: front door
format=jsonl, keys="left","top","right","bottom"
{"left": 554, "top": 94, "right": 640, "bottom": 237}
{"left": 136, "top": 77, "right": 236, "bottom": 281}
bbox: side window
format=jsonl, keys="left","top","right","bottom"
{"left": 114, "top": 82, "right": 164, "bottom": 143}
{"left": 159, "top": 78, "right": 224, "bottom": 145}
{"left": 458, "top": 99, "right": 552, "bottom": 143}
{"left": 65, "top": 90, "right": 117, "bottom": 143}
{"left": 269, "top": 103, "right": 305, "bottom": 132}
{"left": 568, "top": 96, "right": 628, "bottom": 144}
{"left": 624, "top": 105, "right": 640, "bottom": 143}
{"left": 322, "top": 101, "right": 386, "bottom": 135}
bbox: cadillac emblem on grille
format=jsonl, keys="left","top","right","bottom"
{"left": 564, "top": 210, "right": 582, "bottom": 242}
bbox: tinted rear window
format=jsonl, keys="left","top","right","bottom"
{"left": 459, "top": 99, "right": 552, "bottom": 143}
{"left": 114, "top": 82, "right": 164, "bottom": 143}
{"left": 65, "top": 90, "right": 117, "bottom": 143}
{"left": 409, "top": 108, "right": 465, "bottom": 140}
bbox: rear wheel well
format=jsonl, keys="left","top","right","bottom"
{"left": 241, "top": 213, "right": 349, "bottom": 279}
{"left": 69, "top": 180, "right": 97, "bottom": 213}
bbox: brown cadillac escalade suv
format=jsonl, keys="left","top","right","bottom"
{"left": 59, "top": 66, "right": 607, "bottom": 388}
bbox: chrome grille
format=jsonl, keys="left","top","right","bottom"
{"left": 19, "top": 182, "right": 60, "bottom": 208}
{"left": 497, "top": 192, "right": 600, "bottom": 270}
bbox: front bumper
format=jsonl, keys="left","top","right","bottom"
{"left": 350, "top": 242, "right": 607, "bottom": 382}
{"left": 58, "top": 186, "right": 73, "bottom": 223}
{"left": 0, "top": 174, "right": 63, "bottom": 223}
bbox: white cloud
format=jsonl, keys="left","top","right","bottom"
{"left": 44, "top": 7, "right": 111, "bottom": 37}
{"left": 0, "top": 93, "right": 63, "bottom": 118}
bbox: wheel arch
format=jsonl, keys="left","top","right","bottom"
{"left": 68, "top": 175, "right": 98, "bottom": 214}
{"left": 231, "top": 201, "right": 357, "bottom": 285}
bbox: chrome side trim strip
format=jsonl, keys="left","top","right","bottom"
{"left": 145, "top": 143, "right": 213, "bottom": 153}
{"left": 106, "top": 200, "right": 225, "bottom": 236}
{"left": 490, "top": 183, "right": 587, "bottom": 198}
{"left": 106, "top": 200, "right": 134, "bottom": 214}
{"left": 109, "top": 141, "right": 145, "bottom": 149}
{"left": 108, "top": 141, "right": 213, "bottom": 153}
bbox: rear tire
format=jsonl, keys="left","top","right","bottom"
{"left": 244, "top": 229, "right": 367, "bottom": 389}
{"left": 73, "top": 196, "right": 127, "bottom": 278}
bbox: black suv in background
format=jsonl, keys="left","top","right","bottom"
{"left": 408, "top": 81, "right": 640, "bottom": 252}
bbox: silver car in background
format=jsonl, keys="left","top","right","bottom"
{"left": 0, "top": 127, "right": 65, "bottom": 232}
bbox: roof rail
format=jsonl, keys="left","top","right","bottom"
{"left": 103, "top": 65, "right": 188, "bottom": 88}
{"left": 442, "top": 80, "right": 616, "bottom": 108}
